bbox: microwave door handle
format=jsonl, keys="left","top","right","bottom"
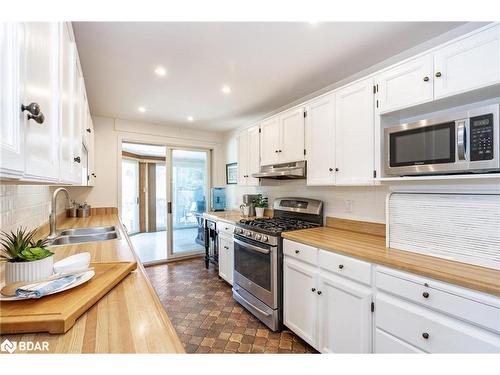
{"left": 457, "top": 120, "right": 467, "bottom": 161}
{"left": 234, "top": 238, "right": 271, "bottom": 254}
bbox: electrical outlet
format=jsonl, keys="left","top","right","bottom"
{"left": 345, "top": 200, "right": 353, "bottom": 213}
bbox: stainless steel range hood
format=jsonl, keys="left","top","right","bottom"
{"left": 252, "top": 161, "right": 306, "bottom": 179}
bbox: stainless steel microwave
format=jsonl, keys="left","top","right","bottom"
{"left": 384, "top": 104, "right": 500, "bottom": 176}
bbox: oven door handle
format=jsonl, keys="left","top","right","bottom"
{"left": 457, "top": 119, "right": 468, "bottom": 161}
{"left": 234, "top": 238, "right": 271, "bottom": 254}
{"left": 233, "top": 288, "right": 272, "bottom": 317}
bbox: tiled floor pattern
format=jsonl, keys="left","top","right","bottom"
{"left": 146, "top": 257, "right": 317, "bottom": 354}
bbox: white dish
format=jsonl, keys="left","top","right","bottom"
{"left": 0, "top": 270, "right": 95, "bottom": 301}
{"left": 53, "top": 252, "right": 91, "bottom": 274}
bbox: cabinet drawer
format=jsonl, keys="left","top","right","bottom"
{"left": 375, "top": 328, "right": 422, "bottom": 353}
{"left": 283, "top": 239, "right": 318, "bottom": 266}
{"left": 218, "top": 222, "right": 235, "bottom": 236}
{"left": 376, "top": 267, "right": 500, "bottom": 333}
{"left": 318, "top": 250, "right": 372, "bottom": 285}
{"left": 376, "top": 294, "right": 500, "bottom": 353}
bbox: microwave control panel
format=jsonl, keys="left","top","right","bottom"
{"left": 470, "top": 114, "right": 494, "bottom": 161}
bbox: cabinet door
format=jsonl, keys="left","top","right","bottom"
{"left": 247, "top": 125, "right": 260, "bottom": 186}
{"left": 59, "top": 23, "right": 76, "bottom": 183}
{"left": 318, "top": 272, "right": 372, "bottom": 353}
{"left": 87, "top": 113, "right": 95, "bottom": 186}
{"left": 0, "top": 23, "right": 24, "bottom": 179}
{"left": 305, "top": 94, "right": 335, "bottom": 186}
{"left": 434, "top": 26, "right": 500, "bottom": 99}
{"left": 218, "top": 236, "right": 229, "bottom": 282}
{"left": 376, "top": 54, "right": 434, "bottom": 113}
{"left": 236, "top": 130, "right": 249, "bottom": 185}
{"left": 260, "top": 116, "right": 280, "bottom": 166}
{"left": 283, "top": 257, "right": 318, "bottom": 348}
{"left": 69, "top": 69, "right": 84, "bottom": 184}
{"left": 226, "top": 236, "right": 234, "bottom": 285}
{"left": 375, "top": 329, "right": 423, "bottom": 353}
{"left": 335, "top": 78, "right": 374, "bottom": 185}
{"left": 22, "top": 22, "right": 60, "bottom": 181}
{"left": 280, "top": 107, "right": 305, "bottom": 163}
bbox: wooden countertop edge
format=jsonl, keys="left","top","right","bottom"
{"left": 118, "top": 216, "right": 185, "bottom": 353}
{"left": 282, "top": 228, "right": 500, "bottom": 297}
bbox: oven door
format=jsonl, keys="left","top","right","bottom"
{"left": 233, "top": 236, "right": 277, "bottom": 308}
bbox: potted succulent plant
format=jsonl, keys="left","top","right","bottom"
{"left": 1, "top": 227, "right": 54, "bottom": 284}
{"left": 253, "top": 196, "right": 268, "bottom": 218}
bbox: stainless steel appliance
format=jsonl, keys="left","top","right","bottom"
{"left": 239, "top": 194, "right": 261, "bottom": 217}
{"left": 232, "top": 197, "right": 323, "bottom": 331}
{"left": 252, "top": 160, "right": 306, "bottom": 179}
{"left": 384, "top": 104, "right": 500, "bottom": 176}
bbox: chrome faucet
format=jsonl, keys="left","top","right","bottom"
{"left": 47, "top": 187, "right": 71, "bottom": 240}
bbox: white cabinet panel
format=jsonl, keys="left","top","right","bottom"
{"left": 335, "top": 78, "right": 374, "bottom": 185}
{"left": 318, "top": 272, "right": 372, "bottom": 353}
{"left": 87, "top": 114, "right": 95, "bottom": 186}
{"left": 376, "top": 54, "right": 434, "bottom": 113}
{"left": 0, "top": 23, "right": 24, "bottom": 179}
{"left": 434, "top": 25, "right": 500, "bottom": 99}
{"left": 236, "top": 130, "right": 249, "bottom": 186}
{"left": 237, "top": 125, "right": 260, "bottom": 186}
{"left": 305, "top": 94, "right": 336, "bottom": 186}
{"left": 375, "top": 329, "right": 423, "bottom": 353}
{"left": 284, "top": 257, "right": 318, "bottom": 348}
{"left": 22, "top": 22, "right": 60, "bottom": 181}
{"left": 218, "top": 234, "right": 234, "bottom": 285}
{"left": 260, "top": 116, "right": 280, "bottom": 166}
{"left": 280, "top": 107, "right": 305, "bottom": 163}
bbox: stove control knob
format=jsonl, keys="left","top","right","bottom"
{"left": 255, "top": 234, "right": 262, "bottom": 241}
{"left": 262, "top": 235, "right": 269, "bottom": 242}
{"left": 235, "top": 228, "right": 243, "bottom": 234}
{"left": 245, "top": 231, "right": 252, "bottom": 237}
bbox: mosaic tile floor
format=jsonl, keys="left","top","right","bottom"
{"left": 146, "top": 257, "right": 317, "bottom": 354}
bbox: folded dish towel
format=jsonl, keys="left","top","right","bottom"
{"left": 16, "top": 275, "right": 77, "bottom": 299}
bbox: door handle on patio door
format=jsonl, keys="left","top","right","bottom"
{"left": 168, "top": 202, "right": 172, "bottom": 214}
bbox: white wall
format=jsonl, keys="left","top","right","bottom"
{"left": 68, "top": 115, "right": 225, "bottom": 210}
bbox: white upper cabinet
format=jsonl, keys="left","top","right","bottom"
{"left": 318, "top": 272, "right": 373, "bottom": 353}
{"left": 21, "top": 22, "right": 61, "bottom": 182}
{"left": 87, "top": 111, "right": 96, "bottom": 186}
{"left": 305, "top": 94, "right": 336, "bottom": 186}
{"left": 0, "top": 23, "right": 24, "bottom": 179}
{"left": 335, "top": 78, "right": 375, "bottom": 185}
{"left": 434, "top": 25, "right": 500, "bottom": 99}
{"left": 260, "top": 116, "right": 281, "bottom": 166}
{"left": 237, "top": 124, "right": 260, "bottom": 186}
{"left": 375, "top": 54, "right": 434, "bottom": 113}
{"left": 280, "top": 107, "right": 305, "bottom": 164}
{"left": 260, "top": 107, "right": 305, "bottom": 166}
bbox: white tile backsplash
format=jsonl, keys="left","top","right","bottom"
{"left": 0, "top": 185, "right": 65, "bottom": 234}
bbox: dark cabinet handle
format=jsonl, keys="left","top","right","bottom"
{"left": 91, "top": 173, "right": 96, "bottom": 177}
{"left": 295, "top": 250, "right": 300, "bottom": 254}
{"left": 275, "top": 150, "right": 278, "bottom": 153}
{"left": 86, "top": 128, "right": 92, "bottom": 133}
{"left": 311, "top": 288, "right": 316, "bottom": 292}
{"left": 422, "top": 332, "right": 429, "bottom": 339}
{"left": 74, "top": 156, "right": 81, "bottom": 163}
{"left": 21, "top": 103, "right": 45, "bottom": 124}
{"left": 279, "top": 150, "right": 282, "bottom": 153}
{"left": 423, "top": 76, "right": 429, "bottom": 82}
{"left": 338, "top": 264, "right": 344, "bottom": 269}
{"left": 329, "top": 168, "right": 333, "bottom": 172}
{"left": 435, "top": 72, "right": 442, "bottom": 78}
{"left": 335, "top": 168, "right": 339, "bottom": 172}
{"left": 317, "top": 290, "right": 322, "bottom": 295}
{"left": 422, "top": 292, "right": 430, "bottom": 299}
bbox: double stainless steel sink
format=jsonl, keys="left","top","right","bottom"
{"left": 48, "top": 226, "right": 120, "bottom": 246}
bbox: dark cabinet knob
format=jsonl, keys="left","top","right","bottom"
{"left": 435, "top": 72, "right": 442, "bottom": 78}
{"left": 279, "top": 150, "right": 282, "bottom": 153}
{"left": 275, "top": 150, "right": 278, "bottom": 153}
{"left": 91, "top": 173, "right": 96, "bottom": 177}
{"left": 317, "top": 290, "right": 322, "bottom": 295}
{"left": 21, "top": 103, "right": 45, "bottom": 124}
{"left": 74, "top": 156, "right": 81, "bottom": 163}
{"left": 422, "top": 332, "right": 429, "bottom": 339}
{"left": 338, "top": 264, "right": 344, "bottom": 269}
{"left": 335, "top": 168, "right": 339, "bottom": 172}
{"left": 311, "top": 288, "right": 316, "bottom": 292}
{"left": 86, "top": 128, "right": 92, "bottom": 133}
{"left": 295, "top": 250, "right": 300, "bottom": 254}
{"left": 423, "top": 76, "right": 429, "bottom": 82}
{"left": 422, "top": 292, "right": 430, "bottom": 299}
{"left": 329, "top": 168, "right": 333, "bottom": 172}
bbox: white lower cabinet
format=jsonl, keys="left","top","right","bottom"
{"left": 375, "top": 328, "right": 423, "bottom": 353}
{"left": 318, "top": 272, "right": 372, "bottom": 353}
{"left": 218, "top": 227, "right": 234, "bottom": 285}
{"left": 283, "top": 257, "right": 318, "bottom": 347}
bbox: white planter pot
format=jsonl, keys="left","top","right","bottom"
{"left": 255, "top": 207, "right": 265, "bottom": 218}
{"left": 4, "top": 256, "right": 54, "bottom": 284}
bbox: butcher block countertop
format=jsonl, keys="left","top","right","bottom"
{"left": 0, "top": 212, "right": 184, "bottom": 353}
{"left": 282, "top": 220, "right": 500, "bottom": 297}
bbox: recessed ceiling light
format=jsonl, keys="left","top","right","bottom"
{"left": 154, "top": 66, "right": 166, "bottom": 76}
{"left": 138, "top": 106, "right": 146, "bottom": 113}
{"left": 187, "top": 116, "right": 194, "bottom": 122}
{"left": 221, "top": 85, "right": 231, "bottom": 94}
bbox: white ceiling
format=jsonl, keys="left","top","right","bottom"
{"left": 73, "top": 22, "right": 467, "bottom": 132}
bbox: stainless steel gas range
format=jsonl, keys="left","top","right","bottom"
{"left": 232, "top": 197, "right": 323, "bottom": 331}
